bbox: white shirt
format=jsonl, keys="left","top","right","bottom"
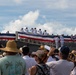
{"left": 23, "top": 55, "right": 37, "bottom": 75}
{"left": 46, "top": 59, "right": 74, "bottom": 75}
{"left": 33, "top": 28, "right": 37, "bottom": 34}
{"left": 38, "top": 29, "right": 42, "bottom": 35}
{"left": 54, "top": 37, "right": 59, "bottom": 42}
{"left": 43, "top": 31, "right": 48, "bottom": 35}
{"left": 47, "top": 56, "right": 55, "bottom": 62}
{"left": 20, "top": 28, "right": 24, "bottom": 32}
{"left": 70, "top": 67, "right": 76, "bottom": 75}
{"left": 30, "top": 28, "right": 34, "bottom": 33}
{"left": 24, "top": 28, "right": 28, "bottom": 33}
{"left": 60, "top": 35, "right": 64, "bottom": 41}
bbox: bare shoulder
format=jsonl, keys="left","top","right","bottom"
{"left": 30, "top": 66, "right": 36, "bottom": 70}
{"left": 29, "top": 66, "right": 37, "bottom": 75}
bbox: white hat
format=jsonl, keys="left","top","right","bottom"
{"left": 44, "top": 45, "right": 50, "bottom": 51}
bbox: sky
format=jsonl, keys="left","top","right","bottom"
{"left": 0, "top": 0, "right": 76, "bottom": 35}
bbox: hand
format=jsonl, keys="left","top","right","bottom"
{"left": 47, "top": 46, "right": 55, "bottom": 56}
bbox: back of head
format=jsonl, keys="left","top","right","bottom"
{"left": 36, "top": 50, "right": 47, "bottom": 58}
{"left": 60, "top": 46, "right": 70, "bottom": 55}
{"left": 0, "top": 44, "right": 4, "bottom": 54}
{"left": 34, "top": 50, "right": 48, "bottom": 63}
{"left": 39, "top": 45, "right": 44, "bottom": 50}
{"left": 59, "top": 46, "right": 70, "bottom": 59}
{"left": 0, "top": 40, "right": 20, "bottom": 53}
{"left": 22, "top": 46, "right": 29, "bottom": 55}
{"left": 68, "top": 50, "right": 76, "bottom": 63}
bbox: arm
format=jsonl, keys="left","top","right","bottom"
{"left": 47, "top": 46, "right": 55, "bottom": 56}
{"left": 29, "top": 66, "right": 37, "bottom": 75}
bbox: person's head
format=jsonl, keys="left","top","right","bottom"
{"left": 33, "top": 50, "right": 48, "bottom": 64}
{"left": 26, "top": 27, "right": 28, "bottom": 29}
{"left": 44, "top": 30, "right": 46, "bottom": 32}
{"left": 31, "top": 28, "right": 33, "bottom": 29}
{"left": 0, "top": 44, "right": 4, "bottom": 53}
{"left": 22, "top": 46, "right": 29, "bottom": 55}
{"left": 0, "top": 40, "right": 21, "bottom": 55}
{"left": 39, "top": 45, "right": 50, "bottom": 54}
{"left": 68, "top": 50, "right": 76, "bottom": 62}
{"left": 44, "top": 45, "right": 50, "bottom": 53}
{"left": 39, "top": 45, "right": 44, "bottom": 50}
{"left": 53, "top": 49, "right": 59, "bottom": 55}
{"left": 71, "top": 50, "right": 76, "bottom": 54}
{"left": 39, "top": 29, "right": 41, "bottom": 31}
{"left": 59, "top": 46, "right": 70, "bottom": 59}
{"left": 34, "top": 28, "right": 36, "bottom": 29}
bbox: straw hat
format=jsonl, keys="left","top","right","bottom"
{"left": 0, "top": 40, "right": 20, "bottom": 53}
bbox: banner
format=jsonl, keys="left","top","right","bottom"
{"left": 18, "top": 32, "right": 76, "bottom": 42}
{"left": 0, "top": 33, "right": 16, "bottom": 40}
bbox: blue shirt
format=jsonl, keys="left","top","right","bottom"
{"left": 0, "top": 55, "right": 26, "bottom": 75}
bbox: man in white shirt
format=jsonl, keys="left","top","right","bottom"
{"left": 20, "top": 28, "right": 24, "bottom": 32}
{"left": 30, "top": 28, "right": 34, "bottom": 34}
{"left": 54, "top": 36, "right": 59, "bottom": 49}
{"left": 24, "top": 27, "right": 29, "bottom": 33}
{"left": 38, "top": 29, "right": 42, "bottom": 35}
{"left": 44, "top": 45, "right": 56, "bottom": 62}
{"left": 43, "top": 30, "right": 49, "bottom": 35}
{"left": 60, "top": 35, "right": 64, "bottom": 47}
{"left": 22, "top": 46, "right": 37, "bottom": 75}
{"left": 33, "top": 28, "right": 37, "bottom": 34}
{"left": 47, "top": 46, "right": 74, "bottom": 75}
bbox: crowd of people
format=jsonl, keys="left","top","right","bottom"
{"left": 0, "top": 40, "right": 76, "bottom": 75}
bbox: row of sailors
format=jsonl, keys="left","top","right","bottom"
{"left": 20, "top": 27, "right": 49, "bottom": 35}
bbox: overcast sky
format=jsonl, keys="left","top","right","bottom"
{"left": 0, "top": 0, "right": 76, "bottom": 35}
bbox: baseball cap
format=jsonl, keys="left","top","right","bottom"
{"left": 33, "top": 50, "right": 47, "bottom": 59}
{"left": 60, "top": 46, "right": 70, "bottom": 55}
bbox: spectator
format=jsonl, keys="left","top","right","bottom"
{"left": 29, "top": 50, "right": 50, "bottom": 75}
{"left": 0, "top": 40, "right": 26, "bottom": 75}
{"left": 0, "top": 44, "right": 4, "bottom": 58}
{"left": 39, "top": 45, "right": 56, "bottom": 62}
{"left": 68, "top": 50, "right": 76, "bottom": 75}
{"left": 38, "top": 45, "right": 45, "bottom": 50}
{"left": 47, "top": 46, "right": 74, "bottom": 75}
{"left": 44, "top": 45, "right": 56, "bottom": 62}
{"left": 22, "top": 46, "right": 37, "bottom": 75}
